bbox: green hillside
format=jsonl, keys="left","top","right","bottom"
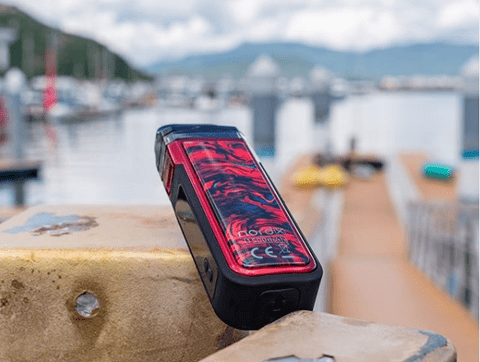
{"left": 0, "top": 5, "right": 152, "bottom": 81}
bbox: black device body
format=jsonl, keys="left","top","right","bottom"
{"left": 155, "top": 124, "right": 322, "bottom": 330}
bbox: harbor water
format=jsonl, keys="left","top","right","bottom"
{"left": 0, "top": 90, "right": 463, "bottom": 206}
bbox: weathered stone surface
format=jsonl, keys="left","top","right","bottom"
{"left": 0, "top": 205, "right": 234, "bottom": 362}
{"left": 0, "top": 205, "right": 456, "bottom": 362}
{"left": 200, "top": 310, "right": 456, "bottom": 362}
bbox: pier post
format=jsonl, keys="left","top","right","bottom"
{"left": 457, "top": 57, "right": 479, "bottom": 203}
{"left": 0, "top": 205, "right": 456, "bottom": 361}
{"left": 246, "top": 55, "right": 280, "bottom": 156}
{"left": 309, "top": 66, "right": 332, "bottom": 153}
{"left": 4, "top": 68, "right": 27, "bottom": 206}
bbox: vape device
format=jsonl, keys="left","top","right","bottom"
{"left": 155, "top": 124, "right": 322, "bottom": 330}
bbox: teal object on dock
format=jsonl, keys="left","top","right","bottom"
{"left": 423, "top": 163, "right": 455, "bottom": 180}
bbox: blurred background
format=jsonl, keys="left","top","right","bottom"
{"left": 0, "top": 0, "right": 477, "bottom": 360}
{"left": 0, "top": 0, "right": 477, "bottom": 205}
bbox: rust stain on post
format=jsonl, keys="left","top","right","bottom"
{"left": 3, "top": 212, "right": 98, "bottom": 236}
{"left": 33, "top": 216, "right": 98, "bottom": 236}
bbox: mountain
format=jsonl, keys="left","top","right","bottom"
{"left": 146, "top": 42, "right": 479, "bottom": 80}
{"left": 0, "top": 5, "right": 151, "bottom": 81}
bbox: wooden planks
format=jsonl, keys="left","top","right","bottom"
{"left": 330, "top": 173, "right": 478, "bottom": 362}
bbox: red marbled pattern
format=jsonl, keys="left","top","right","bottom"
{"left": 183, "top": 139, "right": 311, "bottom": 269}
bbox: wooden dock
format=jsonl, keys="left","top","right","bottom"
{"left": 327, "top": 157, "right": 478, "bottom": 362}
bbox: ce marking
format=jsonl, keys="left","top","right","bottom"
{"left": 265, "top": 246, "right": 277, "bottom": 258}
{"left": 251, "top": 247, "right": 277, "bottom": 259}
{"left": 251, "top": 247, "right": 263, "bottom": 259}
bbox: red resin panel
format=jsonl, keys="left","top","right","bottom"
{"left": 183, "top": 139, "right": 313, "bottom": 269}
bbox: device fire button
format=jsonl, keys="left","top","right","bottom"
{"left": 257, "top": 288, "right": 300, "bottom": 325}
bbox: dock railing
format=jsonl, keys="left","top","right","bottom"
{"left": 407, "top": 200, "right": 479, "bottom": 319}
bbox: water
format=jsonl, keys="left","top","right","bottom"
{"left": 0, "top": 90, "right": 463, "bottom": 206}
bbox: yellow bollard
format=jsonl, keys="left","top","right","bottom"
{"left": 292, "top": 164, "right": 348, "bottom": 189}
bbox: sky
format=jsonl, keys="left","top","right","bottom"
{"left": 3, "top": 0, "right": 479, "bottom": 67}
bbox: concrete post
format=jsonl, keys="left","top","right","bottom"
{"left": 276, "top": 98, "right": 314, "bottom": 171}
{"left": 200, "top": 311, "right": 456, "bottom": 362}
{"left": 0, "top": 27, "right": 17, "bottom": 72}
{"left": 246, "top": 55, "right": 280, "bottom": 156}
{"left": 457, "top": 57, "right": 479, "bottom": 203}
{"left": 0, "top": 205, "right": 456, "bottom": 361}
{"left": 309, "top": 66, "right": 333, "bottom": 153}
{"left": 4, "top": 68, "right": 27, "bottom": 205}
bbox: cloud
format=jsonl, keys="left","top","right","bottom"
{"left": 285, "top": 6, "right": 406, "bottom": 50}
{"left": 228, "top": 0, "right": 262, "bottom": 25}
{"left": 437, "top": 0, "right": 479, "bottom": 28}
{"left": 63, "top": 12, "right": 219, "bottom": 65}
{"left": 3, "top": 0, "right": 478, "bottom": 66}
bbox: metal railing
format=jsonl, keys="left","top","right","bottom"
{"left": 407, "top": 200, "right": 479, "bottom": 319}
